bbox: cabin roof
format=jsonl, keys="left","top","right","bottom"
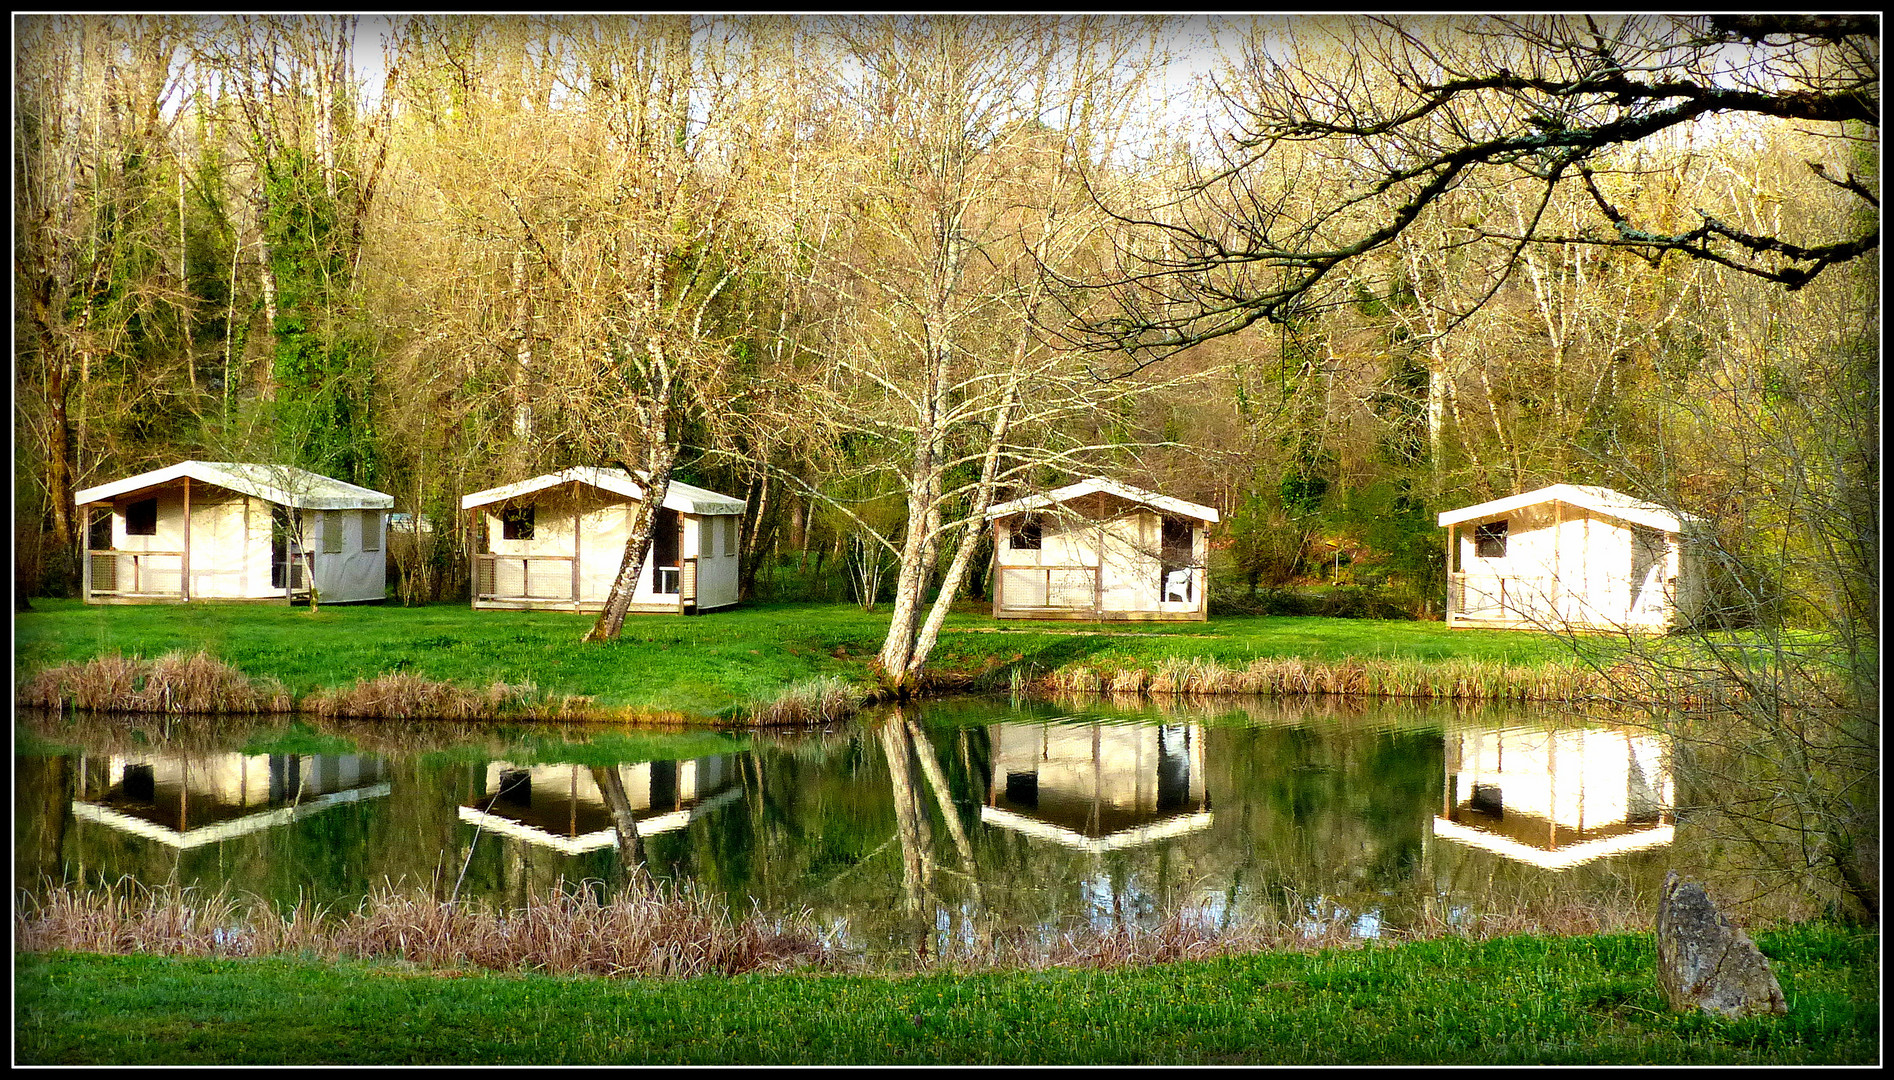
{"left": 459, "top": 466, "right": 746, "bottom": 516}
{"left": 74, "top": 460, "right": 394, "bottom": 510}
{"left": 1436, "top": 483, "right": 1699, "bottom": 533}
{"left": 985, "top": 476, "right": 1220, "bottom": 524}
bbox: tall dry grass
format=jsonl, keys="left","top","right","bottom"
{"left": 18, "top": 652, "right": 294, "bottom": 714}
{"left": 741, "top": 676, "right": 863, "bottom": 726}
{"left": 18, "top": 655, "right": 604, "bottom": 721}
{"left": 305, "top": 672, "right": 594, "bottom": 722}
{"left": 16, "top": 880, "right": 833, "bottom": 978}
{"left": 1038, "top": 656, "right": 1719, "bottom": 704}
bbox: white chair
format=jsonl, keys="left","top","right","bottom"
{"left": 1163, "top": 568, "right": 1192, "bottom": 603}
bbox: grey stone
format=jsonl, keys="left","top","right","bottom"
{"left": 1656, "top": 871, "right": 1788, "bottom": 1018}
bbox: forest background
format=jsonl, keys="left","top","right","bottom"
{"left": 13, "top": 13, "right": 1876, "bottom": 650}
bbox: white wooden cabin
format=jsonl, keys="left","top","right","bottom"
{"left": 461, "top": 467, "right": 744, "bottom": 615}
{"left": 986, "top": 477, "right": 1219, "bottom": 622}
{"left": 1438, "top": 484, "right": 1705, "bottom": 632}
{"left": 74, "top": 461, "right": 393, "bottom": 605}
{"left": 981, "top": 720, "right": 1212, "bottom": 853}
{"left": 1432, "top": 719, "right": 1673, "bottom": 870}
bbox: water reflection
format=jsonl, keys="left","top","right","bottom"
{"left": 70, "top": 751, "right": 391, "bottom": 849}
{"left": 1434, "top": 721, "right": 1674, "bottom": 870}
{"left": 16, "top": 699, "right": 1682, "bottom": 955}
{"left": 459, "top": 757, "right": 743, "bottom": 856}
{"left": 984, "top": 721, "right": 1211, "bottom": 853}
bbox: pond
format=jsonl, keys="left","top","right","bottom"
{"left": 15, "top": 694, "right": 1682, "bottom": 961}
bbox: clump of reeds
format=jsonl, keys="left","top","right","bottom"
{"left": 18, "top": 651, "right": 294, "bottom": 715}
{"left": 743, "top": 676, "right": 862, "bottom": 726}
{"left": 1047, "top": 665, "right": 1104, "bottom": 693}
{"left": 16, "top": 880, "right": 834, "bottom": 978}
{"left": 1032, "top": 654, "right": 1649, "bottom": 704}
{"left": 305, "top": 672, "right": 551, "bottom": 721}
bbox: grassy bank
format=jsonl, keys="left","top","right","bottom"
{"left": 14, "top": 599, "right": 1590, "bottom": 722}
{"left": 14, "top": 923, "right": 1876, "bottom": 1064}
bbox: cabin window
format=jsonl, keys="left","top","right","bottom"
{"left": 1010, "top": 515, "right": 1043, "bottom": 550}
{"left": 323, "top": 511, "right": 346, "bottom": 553}
{"left": 1474, "top": 521, "right": 1508, "bottom": 559}
{"left": 126, "top": 498, "right": 158, "bottom": 536}
{"left": 88, "top": 509, "right": 113, "bottom": 550}
{"left": 360, "top": 510, "right": 380, "bottom": 552}
{"left": 723, "top": 516, "right": 737, "bottom": 557}
{"left": 699, "top": 518, "right": 714, "bottom": 558}
{"left": 502, "top": 505, "right": 535, "bottom": 540}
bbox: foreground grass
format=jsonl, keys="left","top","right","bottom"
{"left": 14, "top": 598, "right": 1576, "bottom": 719}
{"left": 14, "top": 925, "right": 1876, "bottom": 1064}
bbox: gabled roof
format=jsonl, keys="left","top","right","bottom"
{"left": 459, "top": 466, "right": 746, "bottom": 516}
{"left": 985, "top": 476, "right": 1221, "bottom": 523}
{"left": 1437, "top": 483, "right": 1699, "bottom": 533}
{"left": 74, "top": 461, "right": 393, "bottom": 510}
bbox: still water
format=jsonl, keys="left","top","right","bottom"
{"left": 15, "top": 695, "right": 1677, "bottom": 958}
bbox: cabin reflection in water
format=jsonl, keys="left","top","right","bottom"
{"left": 458, "top": 756, "right": 743, "bottom": 855}
{"left": 983, "top": 721, "right": 1211, "bottom": 853}
{"left": 1434, "top": 722, "right": 1673, "bottom": 869}
{"left": 70, "top": 752, "right": 392, "bottom": 849}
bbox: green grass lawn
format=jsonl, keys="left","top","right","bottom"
{"left": 13, "top": 598, "right": 1579, "bottom": 718}
{"left": 13, "top": 925, "right": 1876, "bottom": 1065}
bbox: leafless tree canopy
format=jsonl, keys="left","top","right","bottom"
{"left": 1085, "top": 14, "right": 1879, "bottom": 362}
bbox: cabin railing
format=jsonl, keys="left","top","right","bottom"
{"left": 475, "top": 554, "right": 576, "bottom": 603}
{"left": 1449, "top": 573, "right": 1676, "bottom": 626}
{"left": 86, "top": 550, "right": 185, "bottom": 599}
{"left": 997, "top": 565, "right": 1097, "bottom": 609}
{"left": 474, "top": 554, "right": 698, "bottom": 608}
{"left": 654, "top": 559, "right": 698, "bottom": 609}
{"left": 1448, "top": 573, "right": 1557, "bottom": 622}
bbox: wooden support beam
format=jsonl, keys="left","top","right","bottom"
{"left": 991, "top": 518, "right": 1003, "bottom": 618}
{"left": 182, "top": 477, "right": 192, "bottom": 601}
{"left": 81, "top": 501, "right": 94, "bottom": 602}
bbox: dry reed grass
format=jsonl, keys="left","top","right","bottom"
{"left": 20, "top": 656, "right": 605, "bottom": 722}
{"left": 1038, "top": 655, "right": 1717, "bottom": 704}
{"left": 305, "top": 672, "right": 575, "bottom": 721}
{"left": 18, "top": 652, "right": 294, "bottom": 714}
{"left": 16, "top": 880, "right": 833, "bottom": 978}
{"left": 742, "top": 677, "right": 863, "bottom": 726}
{"left": 910, "top": 883, "right": 1657, "bottom": 974}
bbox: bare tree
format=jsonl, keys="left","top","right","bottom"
{"left": 15, "top": 15, "right": 192, "bottom": 592}
{"left": 385, "top": 15, "right": 783, "bottom": 641}
{"left": 1088, "top": 14, "right": 1878, "bottom": 361}
{"left": 772, "top": 15, "right": 1192, "bottom": 693}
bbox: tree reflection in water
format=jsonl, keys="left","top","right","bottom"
{"left": 14, "top": 696, "right": 1732, "bottom": 958}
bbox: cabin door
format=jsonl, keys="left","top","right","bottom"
{"left": 652, "top": 507, "right": 681, "bottom": 594}
{"left": 1159, "top": 516, "right": 1194, "bottom": 605}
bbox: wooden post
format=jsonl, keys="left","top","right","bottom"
{"left": 1554, "top": 501, "right": 1564, "bottom": 621}
{"left": 182, "top": 477, "right": 192, "bottom": 601}
{"left": 1445, "top": 522, "right": 1456, "bottom": 626}
{"left": 571, "top": 483, "right": 582, "bottom": 611}
{"left": 81, "top": 501, "right": 93, "bottom": 602}
{"left": 1093, "top": 521, "right": 1104, "bottom": 622}
{"left": 991, "top": 518, "right": 1003, "bottom": 618}
{"left": 468, "top": 508, "right": 478, "bottom": 609}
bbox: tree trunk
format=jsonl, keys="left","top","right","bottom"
{"left": 589, "top": 765, "right": 651, "bottom": 885}
{"left": 583, "top": 441, "right": 679, "bottom": 643}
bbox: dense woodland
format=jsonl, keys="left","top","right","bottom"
{"left": 13, "top": 14, "right": 1877, "bottom": 640}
